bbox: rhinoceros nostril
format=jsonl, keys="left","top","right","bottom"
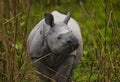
{"left": 67, "top": 40, "right": 72, "bottom": 44}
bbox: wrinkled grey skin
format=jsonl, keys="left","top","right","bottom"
{"left": 27, "top": 11, "right": 83, "bottom": 82}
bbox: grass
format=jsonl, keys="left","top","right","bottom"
{"left": 0, "top": 0, "right": 120, "bottom": 82}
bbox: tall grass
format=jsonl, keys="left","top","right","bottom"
{"left": 72, "top": 0, "right": 120, "bottom": 82}
{"left": 0, "top": 0, "right": 39, "bottom": 82}
{"left": 0, "top": 0, "right": 120, "bottom": 82}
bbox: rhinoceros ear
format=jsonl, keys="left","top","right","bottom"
{"left": 64, "top": 11, "right": 71, "bottom": 24}
{"left": 44, "top": 13, "right": 54, "bottom": 27}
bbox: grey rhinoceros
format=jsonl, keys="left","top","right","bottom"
{"left": 27, "top": 11, "right": 83, "bottom": 82}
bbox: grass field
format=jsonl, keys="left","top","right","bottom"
{"left": 0, "top": 0, "right": 120, "bottom": 82}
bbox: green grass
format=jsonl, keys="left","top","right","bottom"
{"left": 0, "top": 0, "right": 120, "bottom": 82}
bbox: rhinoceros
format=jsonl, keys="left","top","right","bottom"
{"left": 27, "top": 11, "right": 83, "bottom": 82}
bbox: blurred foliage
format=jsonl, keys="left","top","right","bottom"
{"left": 0, "top": 0, "right": 120, "bottom": 82}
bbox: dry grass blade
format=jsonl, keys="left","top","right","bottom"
{"left": 35, "top": 71, "right": 56, "bottom": 82}
{"left": 33, "top": 54, "right": 50, "bottom": 63}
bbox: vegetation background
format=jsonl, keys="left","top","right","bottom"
{"left": 0, "top": 0, "right": 120, "bottom": 82}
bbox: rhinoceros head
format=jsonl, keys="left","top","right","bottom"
{"left": 45, "top": 12, "right": 79, "bottom": 55}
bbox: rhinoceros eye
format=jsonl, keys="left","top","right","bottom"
{"left": 57, "top": 34, "right": 62, "bottom": 40}
{"left": 58, "top": 36, "right": 61, "bottom": 40}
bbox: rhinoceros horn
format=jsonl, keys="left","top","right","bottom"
{"left": 64, "top": 11, "right": 71, "bottom": 24}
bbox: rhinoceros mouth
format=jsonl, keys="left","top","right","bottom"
{"left": 65, "top": 46, "right": 77, "bottom": 53}
{"left": 51, "top": 45, "right": 78, "bottom": 55}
